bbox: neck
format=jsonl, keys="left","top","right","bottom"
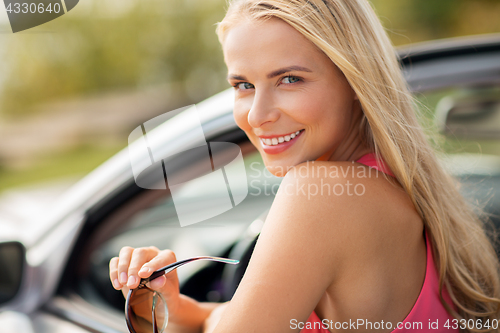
{"left": 317, "top": 102, "right": 372, "bottom": 162}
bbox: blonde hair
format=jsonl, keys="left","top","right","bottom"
{"left": 217, "top": 0, "right": 500, "bottom": 330}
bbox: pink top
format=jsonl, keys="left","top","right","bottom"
{"left": 301, "top": 153, "right": 457, "bottom": 332}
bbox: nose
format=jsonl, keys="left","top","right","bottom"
{"left": 247, "top": 89, "right": 280, "bottom": 129}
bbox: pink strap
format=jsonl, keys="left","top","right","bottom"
{"left": 355, "top": 153, "right": 395, "bottom": 177}
{"left": 390, "top": 230, "right": 457, "bottom": 332}
{"left": 302, "top": 311, "right": 330, "bottom": 332}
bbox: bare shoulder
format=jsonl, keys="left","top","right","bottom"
{"left": 276, "top": 159, "right": 421, "bottom": 230}
{"left": 266, "top": 159, "right": 423, "bottom": 275}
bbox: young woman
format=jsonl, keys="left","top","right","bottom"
{"left": 109, "top": 1, "right": 500, "bottom": 332}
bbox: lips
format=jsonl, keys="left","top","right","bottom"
{"left": 258, "top": 129, "right": 305, "bottom": 154}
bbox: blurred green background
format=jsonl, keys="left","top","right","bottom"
{"left": 0, "top": 0, "right": 499, "bottom": 193}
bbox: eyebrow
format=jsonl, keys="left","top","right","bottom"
{"left": 267, "top": 66, "right": 312, "bottom": 79}
{"left": 227, "top": 65, "right": 313, "bottom": 81}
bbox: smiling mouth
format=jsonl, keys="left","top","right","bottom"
{"left": 259, "top": 129, "right": 305, "bottom": 146}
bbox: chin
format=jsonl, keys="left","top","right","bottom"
{"left": 265, "top": 165, "right": 288, "bottom": 178}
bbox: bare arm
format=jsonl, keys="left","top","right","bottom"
{"left": 202, "top": 301, "right": 230, "bottom": 333}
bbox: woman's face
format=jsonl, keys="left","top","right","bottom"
{"left": 222, "top": 18, "right": 362, "bottom": 176}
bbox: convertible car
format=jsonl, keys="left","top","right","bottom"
{"left": 1, "top": 33, "right": 500, "bottom": 332}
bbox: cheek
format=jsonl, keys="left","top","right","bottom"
{"left": 281, "top": 92, "right": 343, "bottom": 127}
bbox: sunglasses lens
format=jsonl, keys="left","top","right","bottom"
{"left": 126, "top": 288, "right": 168, "bottom": 333}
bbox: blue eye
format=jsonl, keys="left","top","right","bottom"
{"left": 235, "top": 82, "right": 254, "bottom": 90}
{"left": 282, "top": 76, "right": 301, "bottom": 84}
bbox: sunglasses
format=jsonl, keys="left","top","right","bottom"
{"left": 125, "top": 256, "right": 239, "bottom": 333}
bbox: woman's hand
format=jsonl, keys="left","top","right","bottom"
{"left": 109, "top": 246, "right": 183, "bottom": 317}
{"left": 109, "top": 246, "right": 221, "bottom": 332}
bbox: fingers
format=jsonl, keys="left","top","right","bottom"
{"left": 139, "top": 249, "right": 177, "bottom": 278}
{"left": 109, "top": 257, "right": 120, "bottom": 290}
{"left": 109, "top": 246, "right": 160, "bottom": 290}
{"left": 126, "top": 246, "right": 160, "bottom": 289}
{"left": 149, "top": 275, "right": 167, "bottom": 290}
{"left": 118, "top": 246, "right": 134, "bottom": 286}
{"left": 109, "top": 247, "right": 182, "bottom": 314}
{"left": 120, "top": 285, "right": 130, "bottom": 299}
{"left": 141, "top": 249, "right": 177, "bottom": 291}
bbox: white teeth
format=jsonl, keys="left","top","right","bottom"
{"left": 260, "top": 130, "right": 303, "bottom": 146}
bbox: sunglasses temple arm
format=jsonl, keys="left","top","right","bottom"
{"left": 147, "top": 257, "right": 239, "bottom": 282}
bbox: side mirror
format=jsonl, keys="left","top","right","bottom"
{"left": 436, "top": 89, "right": 500, "bottom": 139}
{"left": 0, "top": 241, "right": 25, "bottom": 306}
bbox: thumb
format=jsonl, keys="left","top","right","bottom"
{"left": 148, "top": 275, "right": 167, "bottom": 290}
{"left": 121, "top": 286, "right": 130, "bottom": 299}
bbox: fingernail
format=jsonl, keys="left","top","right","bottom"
{"left": 119, "top": 272, "right": 128, "bottom": 284}
{"left": 127, "top": 275, "right": 137, "bottom": 287}
{"left": 113, "top": 279, "right": 121, "bottom": 289}
{"left": 150, "top": 275, "right": 166, "bottom": 289}
{"left": 139, "top": 267, "right": 151, "bottom": 275}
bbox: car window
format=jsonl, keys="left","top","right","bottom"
{"left": 416, "top": 85, "right": 500, "bottom": 251}
{"left": 72, "top": 145, "right": 282, "bottom": 312}
{"left": 415, "top": 85, "right": 500, "bottom": 171}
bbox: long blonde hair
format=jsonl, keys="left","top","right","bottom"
{"left": 216, "top": 0, "right": 500, "bottom": 330}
